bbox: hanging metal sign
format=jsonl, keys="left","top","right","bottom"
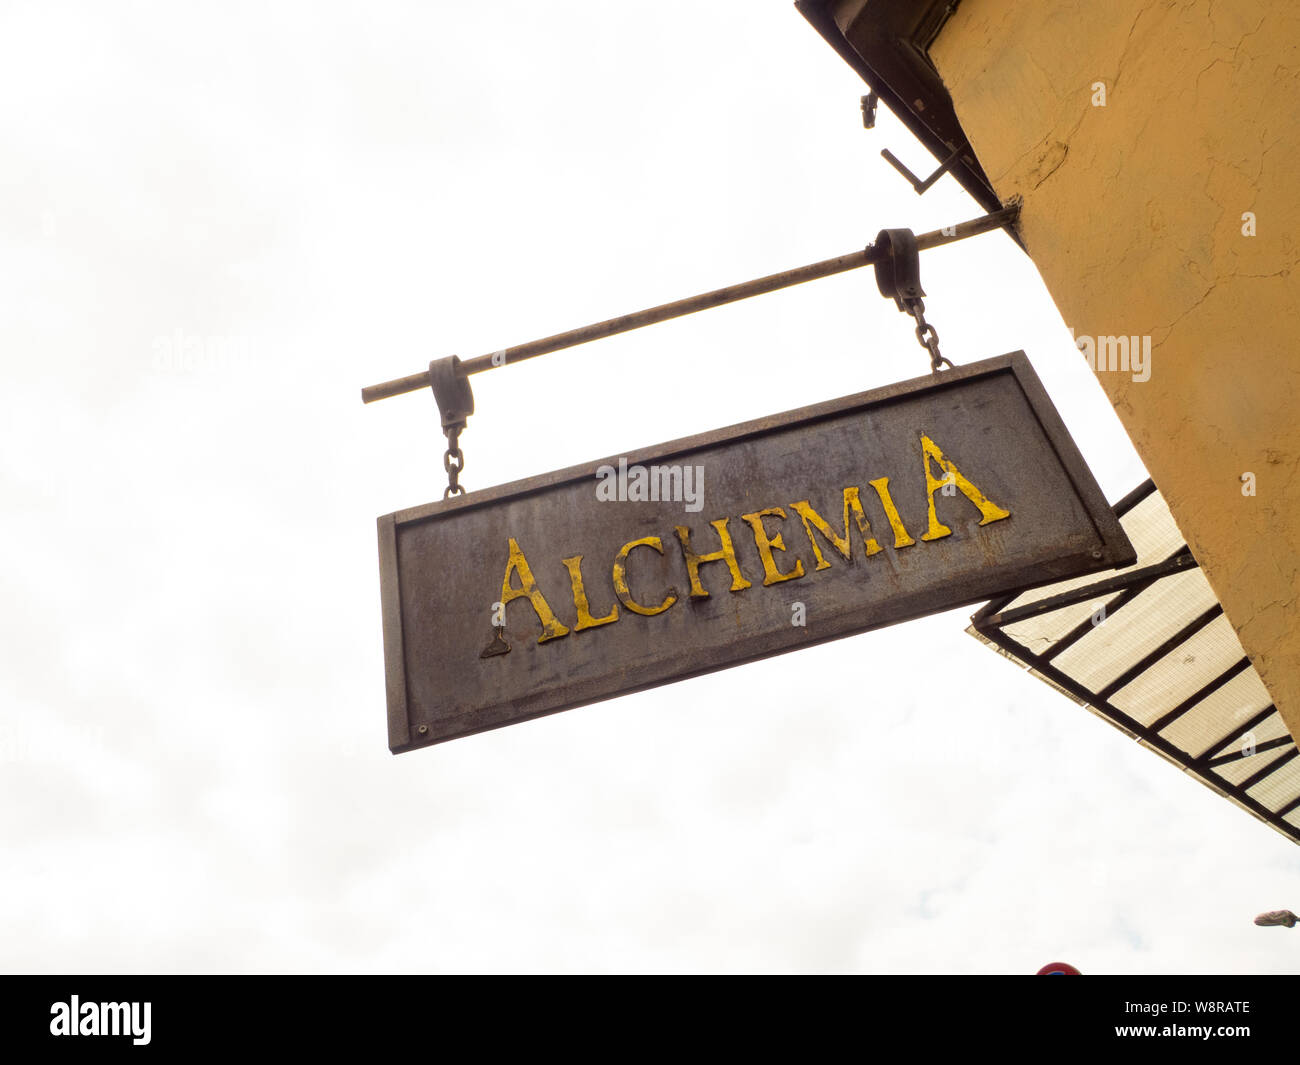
{"left": 377, "top": 352, "right": 1134, "bottom": 752}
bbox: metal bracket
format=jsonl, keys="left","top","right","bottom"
{"left": 430, "top": 356, "right": 474, "bottom": 498}
{"left": 873, "top": 228, "right": 952, "bottom": 372}
{"left": 881, "top": 142, "right": 965, "bottom": 196}
{"left": 872, "top": 228, "right": 924, "bottom": 310}
{"left": 429, "top": 356, "right": 474, "bottom": 432}
{"left": 860, "top": 92, "right": 878, "bottom": 129}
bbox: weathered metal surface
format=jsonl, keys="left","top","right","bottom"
{"left": 378, "top": 352, "right": 1134, "bottom": 752}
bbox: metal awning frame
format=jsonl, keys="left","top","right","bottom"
{"left": 970, "top": 479, "right": 1300, "bottom": 844}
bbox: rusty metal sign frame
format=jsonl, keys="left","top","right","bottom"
{"left": 378, "top": 352, "right": 1134, "bottom": 753}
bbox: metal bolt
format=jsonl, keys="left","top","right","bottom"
{"left": 1091, "top": 548, "right": 1103, "bottom": 559}
{"left": 417, "top": 724, "right": 429, "bottom": 735}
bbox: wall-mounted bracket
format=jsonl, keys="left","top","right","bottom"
{"left": 881, "top": 142, "right": 965, "bottom": 195}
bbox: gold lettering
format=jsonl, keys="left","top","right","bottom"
{"left": 867, "top": 476, "right": 917, "bottom": 549}
{"left": 918, "top": 434, "right": 1011, "bottom": 541}
{"left": 561, "top": 554, "right": 619, "bottom": 631}
{"left": 674, "top": 518, "right": 752, "bottom": 599}
{"left": 611, "top": 537, "right": 677, "bottom": 616}
{"left": 741, "top": 507, "right": 806, "bottom": 586}
{"left": 789, "top": 489, "right": 881, "bottom": 570}
{"left": 499, "top": 537, "right": 569, "bottom": 643}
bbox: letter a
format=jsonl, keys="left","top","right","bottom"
{"left": 499, "top": 538, "right": 570, "bottom": 643}
{"left": 919, "top": 434, "right": 1011, "bottom": 541}
{"left": 594, "top": 465, "right": 617, "bottom": 502}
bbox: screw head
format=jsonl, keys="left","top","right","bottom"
{"left": 417, "top": 724, "right": 429, "bottom": 735}
{"left": 1091, "top": 548, "right": 1103, "bottom": 559}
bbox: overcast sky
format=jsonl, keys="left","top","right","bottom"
{"left": 2, "top": 1, "right": 1297, "bottom": 974}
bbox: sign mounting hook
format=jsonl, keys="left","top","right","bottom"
{"left": 881, "top": 142, "right": 967, "bottom": 196}
{"left": 429, "top": 356, "right": 474, "bottom": 498}
{"left": 873, "top": 228, "right": 954, "bottom": 374}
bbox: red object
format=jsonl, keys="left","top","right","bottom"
{"left": 1036, "top": 961, "right": 1082, "bottom": 975}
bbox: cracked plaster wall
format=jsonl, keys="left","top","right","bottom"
{"left": 932, "top": 0, "right": 1300, "bottom": 741}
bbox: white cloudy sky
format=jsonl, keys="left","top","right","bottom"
{"left": 2, "top": 1, "right": 1296, "bottom": 974}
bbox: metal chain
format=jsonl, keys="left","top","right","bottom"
{"left": 443, "top": 426, "right": 466, "bottom": 499}
{"left": 902, "top": 298, "right": 954, "bottom": 373}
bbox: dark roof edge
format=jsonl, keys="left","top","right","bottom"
{"left": 795, "top": 0, "right": 1022, "bottom": 249}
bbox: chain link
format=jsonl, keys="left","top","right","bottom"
{"left": 443, "top": 426, "right": 466, "bottom": 499}
{"left": 902, "top": 298, "right": 954, "bottom": 373}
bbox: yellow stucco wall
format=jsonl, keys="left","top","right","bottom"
{"left": 931, "top": 0, "right": 1300, "bottom": 740}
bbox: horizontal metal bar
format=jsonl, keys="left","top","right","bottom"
{"left": 1110, "top": 478, "right": 1158, "bottom": 517}
{"left": 1195, "top": 704, "right": 1278, "bottom": 766}
{"left": 360, "top": 205, "right": 1021, "bottom": 404}
{"left": 1239, "top": 746, "right": 1298, "bottom": 793}
{"left": 1043, "top": 548, "right": 1192, "bottom": 663}
{"left": 1206, "top": 734, "right": 1294, "bottom": 769}
{"left": 1096, "top": 604, "right": 1223, "bottom": 702}
{"left": 1276, "top": 791, "right": 1300, "bottom": 820}
{"left": 968, "top": 479, "right": 1156, "bottom": 632}
{"left": 1148, "top": 657, "right": 1252, "bottom": 734}
{"left": 982, "top": 549, "right": 1196, "bottom": 629}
